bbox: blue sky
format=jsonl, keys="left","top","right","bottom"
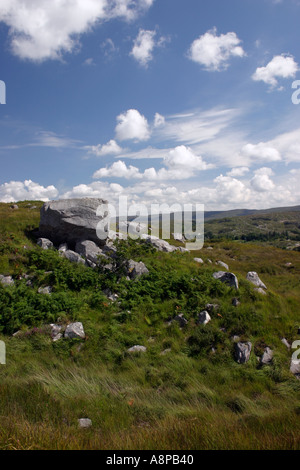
{"left": 0, "top": 0, "right": 300, "bottom": 210}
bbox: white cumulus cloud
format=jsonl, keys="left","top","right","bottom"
{"left": 227, "top": 167, "right": 250, "bottom": 177}
{"left": 115, "top": 109, "right": 150, "bottom": 141}
{"left": 85, "top": 140, "right": 123, "bottom": 157}
{"left": 93, "top": 145, "right": 213, "bottom": 181}
{"left": 93, "top": 160, "right": 142, "bottom": 179}
{"left": 250, "top": 167, "right": 275, "bottom": 192}
{"left": 0, "top": 0, "right": 154, "bottom": 61}
{"left": 130, "top": 29, "right": 156, "bottom": 66}
{"left": 240, "top": 142, "right": 281, "bottom": 162}
{"left": 252, "top": 54, "right": 298, "bottom": 88}
{"left": 0, "top": 180, "right": 58, "bottom": 202}
{"left": 188, "top": 27, "right": 246, "bottom": 71}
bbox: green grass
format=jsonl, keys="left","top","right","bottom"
{"left": 0, "top": 202, "right": 300, "bottom": 450}
{"left": 204, "top": 210, "right": 300, "bottom": 249}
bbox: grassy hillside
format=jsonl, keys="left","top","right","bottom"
{"left": 0, "top": 202, "right": 300, "bottom": 450}
{"left": 204, "top": 210, "right": 300, "bottom": 249}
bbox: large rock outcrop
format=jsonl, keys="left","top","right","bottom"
{"left": 39, "top": 198, "right": 109, "bottom": 247}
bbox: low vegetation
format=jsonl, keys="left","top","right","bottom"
{"left": 0, "top": 202, "right": 300, "bottom": 450}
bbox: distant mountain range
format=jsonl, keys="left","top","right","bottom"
{"left": 119, "top": 204, "right": 300, "bottom": 224}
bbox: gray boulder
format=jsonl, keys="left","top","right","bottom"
{"left": 39, "top": 198, "right": 109, "bottom": 247}
{"left": 234, "top": 342, "right": 252, "bottom": 364}
{"left": 75, "top": 240, "right": 105, "bottom": 265}
{"left": 37, "top": 238, "right": 53, "bottom": 250}
{"left": 196, "top": 311, "right": 211, "bottom": 325}
{"left": 261, "top": 347, "right": 273, "bottom": 365}
{"left": 62, "top": 250, "right": 85, "bottom": 265}
{"left": 213, "top": 271, "right": 239, "bottom": 290}
{"left": 127, "top": 260, "right": 149, "bottom": 279}
{"left": 246, "top": 272, "right": 267, "bottom": 290}
{"left": 0, "top": 275, "right": 14, "bottom": 287}
{"left": 64, "top": 322, "right": 85, "bottom": 339}
{"left": 142, "top": 235, "right": 177, "bottom": 253}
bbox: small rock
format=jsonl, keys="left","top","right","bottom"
{"left": 38, "top": 286, "right": 52, "bottom": 295}
{"left": 12, "top": 330, "right": 22, "bottom": 337}
{"left": 213, "top": 271, "right": 239, "bottom": 290}
{"left": 290, "top": 357, "right": 300, "bottom": 378}
{"left": 196, "top": 311, "right": 211, "bottom": 325}
{"left": 10, "top": 204, "right": 18, "bottom": 210}
{"left": 174, "top": 314, "right": 188, "bottom": 328}
{"left": 172, "top": 233, "right": 185, "bottom": 242}
{"left": 37, "top": 238, "right": 53, "bottom": 250}
{"left": 108, "top": 293, "right": 119, "bottom": 302}
{"left": 75, "top": 240, "right": 104, "bottom": 265}
{"left": 0, "top": 275, "right": 14, "bottom": 287}
{"left": 177, "top": 247, "right": 190, "bottom": 253}
{"left": 64, "top": 322, "right": 85, "bottom": 339}
{"left": 62, "top": 250, "right": 85, "bottom": 265}
{"left": 285, "top": 263, "right": 293, "bottom": 268}
{"left": 281, "top": 338, "right": 291, "bottom": 349}
{"left": 261, "top": 347, "right": 273, "bottom": 365}
{"left": 127, "top": 345, "right": 147, "bottom": 353}
{"left": 58, "top": 243, "right": 68, "bottom": 252}
{"left": 142, "top": 236, "right": 177, "bottom": 253}
{"left": 206, "top": 247, "right": 213, "bottom": 250}
{"left": 217, "top": 261, "right": 229, "bottom": 270}
{"left": 231, "top": 335, "right": 241, "bottom": 343}
{"left": 205, "top": 303, "right": 219, "bottom": 313}
{"left": 194, "top": 258, "right": 204, "bottom": 264}
{"left": 86, "top": 259, "right": 97, "bottom": 269}
{"left": 246, "top": 272, "right": 267, "bottom": 290}
{"left": 254, "top": 288, "right": 267, "bottom": 295}
{"left": 49, "top": 324, "right": 63, "bottom": 341}
{"left": 232, "top": 298, "right": 240, "bottom": 307}
{"left": 160, "top": 348, "right": 171, "bottom": 356}
{"left": 78, "top": 418, "right": 92, "bottom": 429}
{"left": 234, "top": 342, "right": 252, "bottom": 364}
{"left": 127, "top": 260, "right": 149, "bottom": 279}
